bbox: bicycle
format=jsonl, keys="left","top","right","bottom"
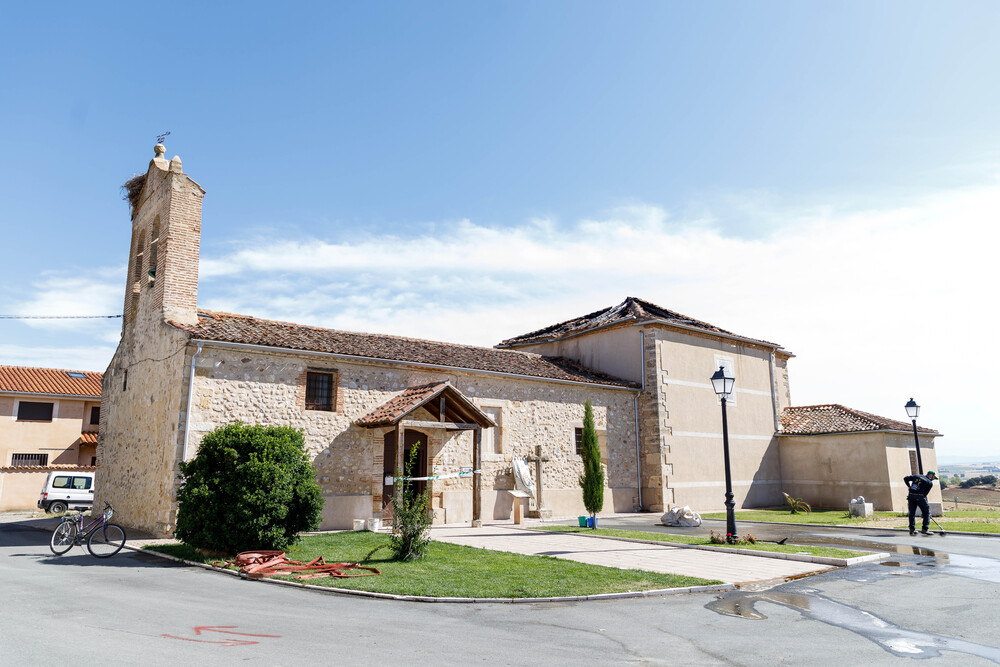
{"left": 49, "top": 502, "right": 127, "bottom": 558}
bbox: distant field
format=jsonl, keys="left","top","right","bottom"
{"left": 942, "top": 486, "right": 1000, "bottom": 510}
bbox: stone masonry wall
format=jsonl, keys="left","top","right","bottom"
{"left": 186, "top": 345, "right": 637, "bottom": 529}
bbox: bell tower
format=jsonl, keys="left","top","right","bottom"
{"left": 122, "top": 142, "right": 205, "bottom": 331}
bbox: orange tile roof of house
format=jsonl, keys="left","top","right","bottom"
{"left": 0, "top": 365, "right": 103, "bottom": 398}
{"left": 780, "top": 404, "right": 940, "bottom": 436}
{"left": 79, "top": 432, "right": 99, "bottom": 445}
{"left": 498, "top": 296, "right": 784, "bottom": 350}
{"left": 168, "top": 310, "right": 638, "bottom": 389}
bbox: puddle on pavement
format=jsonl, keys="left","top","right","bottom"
{"left": 707, "top": 589, "right": 1000, "bottom": 662}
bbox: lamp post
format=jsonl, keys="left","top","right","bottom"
{"left": 711, "top": 366, "right": 737, "bottom": 543}
{"left": 905, "top": 398, "right": 924, "bottom": 474}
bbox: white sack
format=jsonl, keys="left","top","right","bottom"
{"left": 661, "top": 505, "right": 702, "bottom": 527}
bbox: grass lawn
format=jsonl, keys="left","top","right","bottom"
{"left": 700, "top": 508, "right": 1000, "bottom": 533}
{"left": 146, "top": 531, "right": 720, "bottom": 598}
{"left": 700, "top": 509, "right": 897, "bottom": 525}
{"left": 535, "top": 527, "right": 866, "bottom": 559}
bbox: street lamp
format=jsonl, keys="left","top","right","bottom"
{"left": 711, "top": 366, "right": 737, "bottom": 543}
{"left": 905, "top": 398, "right": 924, "bottom": 474}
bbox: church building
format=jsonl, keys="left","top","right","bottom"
{"left": 95, "top": 145, "right": 940, "bottom": 538}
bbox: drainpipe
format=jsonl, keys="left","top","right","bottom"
{"left": 181, "top": 342, "right": 203, "bottom": 461}
{"left": 634, "top": 330, "right": 645, "bottom": 510}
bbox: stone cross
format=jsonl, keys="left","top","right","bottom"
{"left": 527, "top": 444, "right": 552, "bottom": 519}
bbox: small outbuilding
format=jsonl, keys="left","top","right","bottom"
{"left": 777, "top": 404, "right": 942, "bottom": 512}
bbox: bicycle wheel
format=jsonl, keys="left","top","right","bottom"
{"left": 50, "top": 520, "right": 78, "bottom": 555}
{"left": 87, "top": 523, "right": 126, "bottom": 558}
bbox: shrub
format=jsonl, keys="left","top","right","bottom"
{"left": 390, "top": 441, "right": 432, "bottom": 561}
{"left": 782, "top": 492, "right": 812, "bottom": 514}
{"left": 175, "top": 423, "right": 323, "bottom": 554}
{"left": 578, "top": 399, "right": 604, "bottom": 527}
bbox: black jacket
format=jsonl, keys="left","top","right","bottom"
{"left": 904, "top": 474, "right": 934, "bottom": 498}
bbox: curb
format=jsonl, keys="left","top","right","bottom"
{"left": 524, "top": 528, "right": 890, "bottom": 567}
{"left": 716, "top": 518, "right": 1000, "bottom": 539}
{"left": 126, "top": 544, "right": 735, "bottom": 603}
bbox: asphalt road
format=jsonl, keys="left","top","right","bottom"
{"left": 2, "top": 516, "right": 999, "bottom": 666}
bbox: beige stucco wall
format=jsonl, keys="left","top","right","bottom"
{"left": 508, "top": 325, "right": 644, "bottom": 383}
{"left": 778, "top": 431, "right": 941, "bottom": 511}
{"left": 184, "top": 344, "right": 637, "bottom": 532}
{"left": 0, "top": 395, "right": 96, "bottom": 469}
{"left": 654, "top": 329, "right": 786, "bottom": 512}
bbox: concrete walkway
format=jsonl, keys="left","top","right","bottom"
{"left": 429, "top": 523, "right": 832, "bottom": 585}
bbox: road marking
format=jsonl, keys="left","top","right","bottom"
{"left": 161, "top": 626, "right": 281, "bottom": 646}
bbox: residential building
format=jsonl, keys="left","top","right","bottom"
{"left": 0, "top": 365, "right": 102, "bottom": 511}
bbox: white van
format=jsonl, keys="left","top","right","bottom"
{"left": 37, "top": 472, "right": 95, "bottom": 514}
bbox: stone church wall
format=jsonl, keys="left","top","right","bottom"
{"left": 185, "top": 344, "right": 637, "bottom": 530}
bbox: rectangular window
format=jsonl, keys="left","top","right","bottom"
{"left": 305, "top": 371, "right": 335, "bottom": 411}
{"left": 11, "top": 453, "right": 48, "bottom": 467}
{"left": 17, "top": 401, "right": 54, "bottom": 421}
{"left": 52, "top": 475, "right": 72, "bottom": 488}
{"left": 482, "top": 406, "right": 502, "bottom": 455}
{"left": 90, "top": 406, "right": 101, "bottom": 425}
{"left": 575, "top": 428, "right": 608, "bottom": 462}
{"left": 72, "top": 476, "right": 93, "bottom": 490}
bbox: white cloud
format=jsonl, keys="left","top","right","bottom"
{"left": 7, "top": 182, "right": 996, "bottom": 456}
{"left": 0, "top": 343, "right": 115, "bottom": 373}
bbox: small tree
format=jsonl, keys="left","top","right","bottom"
{"left": 390, "top": 441, "right": 432, "bottom": 561}
{"left": 578, "top": 400, "right": 604, "bottom": 527}
{"left": 175, "top": 423, "right": 323, "bottom": 554}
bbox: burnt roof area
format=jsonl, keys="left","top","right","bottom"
{"left": 498, "top": 296, "right": 780, "bottom": 349}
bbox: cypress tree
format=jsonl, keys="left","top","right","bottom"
{"left": 579, "top": 399, "right": 604, "bottom": 527}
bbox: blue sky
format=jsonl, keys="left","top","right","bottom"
{"left": 1, "top": 2, "right": 996, "bottom": 458}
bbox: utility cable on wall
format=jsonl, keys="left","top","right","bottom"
{"left": 0, "top": 315, "right": 122, "bottom": 319}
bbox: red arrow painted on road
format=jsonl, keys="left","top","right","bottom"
{"left": 161, "top": 626, "right": 281, "bottom": 646}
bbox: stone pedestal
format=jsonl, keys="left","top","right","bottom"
{"left": 929, "top": 502, "right": 943, "bottom": 517}
{"left": 849, "top": 501, "right": 874, "bottom": 518}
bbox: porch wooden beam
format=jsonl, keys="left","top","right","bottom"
{"left": 439, "top": 395, "right": 446, "bottom": 422}
{"left": 399, "top": 419, "right": 480, "bottom": 431}
{"left": 472, "top": 426, "right": 482, "bottom": 526}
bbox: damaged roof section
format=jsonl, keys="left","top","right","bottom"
{"left": 498, "top": 296, "right": 782, "bottom": 349}
{"left": 780, "top": 404, "right": 940, "bottom": 436}
{"left": 169, "top": 310, "right": 638, "bottom": 389}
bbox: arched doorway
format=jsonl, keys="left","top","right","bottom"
{"left": 382, "top": 429, "right": 428, "bottom": 510}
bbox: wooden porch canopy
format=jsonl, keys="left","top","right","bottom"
{"left": 356, "top": 381, "right": 496, "bottom": 525}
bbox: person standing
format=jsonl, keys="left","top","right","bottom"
{"left": 904, "top": 470, "right": 937, "bottom": 535}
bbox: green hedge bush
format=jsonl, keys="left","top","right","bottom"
{"left": 175, "top": 423, "right": 323, "bottom": 554}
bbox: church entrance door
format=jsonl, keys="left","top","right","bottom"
{"left": 382, "top": 430, "right": 428, "bottom": 510}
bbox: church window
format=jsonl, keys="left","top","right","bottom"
{"left": 574, "top": 427, "right": 608, "bottom": 462}
{"left": 482, "top": 406, "right": 502, "bottom": 455}
{"left": 305, "top": 371, "right": 336, "bottom": 411}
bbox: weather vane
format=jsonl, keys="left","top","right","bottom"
{"left": 156, "top": 131, "right": 171, "bottom": 144}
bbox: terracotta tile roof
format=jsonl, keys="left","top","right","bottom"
{"left": 169, "top": 310, "right": 637, "bottom": 389}
{"left": 79, "top": 432, "right": 99, "bottom": 445}
{"left": 357, "top": 381, "right": 496, "bottom": 428}
{"left": 357, "top": 382, "right": 449, "bottom": 427}
{"left": 0, "top": 365, "right": 103, "bottom": 398}
{"left": 497, "top": 296, "right": 782, "bottom": 349}
{"left": 780, "top": 405, "right": 940, "bottom": 436}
